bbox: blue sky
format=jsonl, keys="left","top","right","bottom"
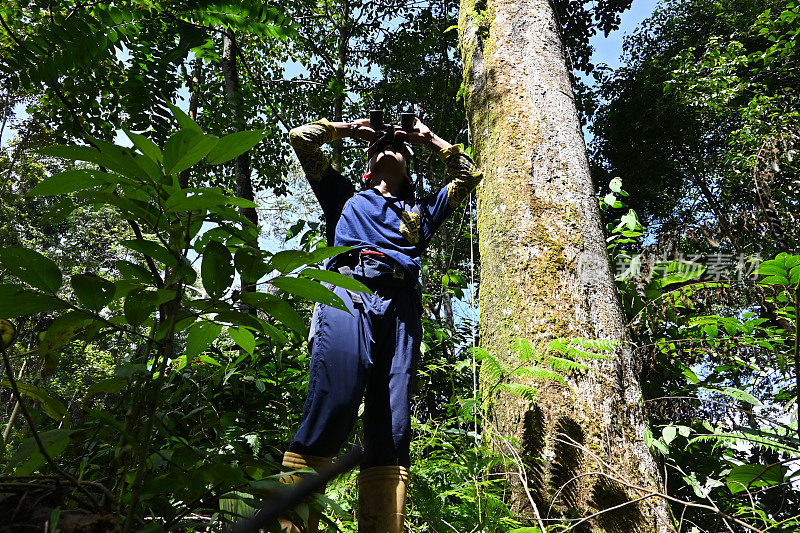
{"left": 590, "top": 0, "right": 656, "bottom": 69}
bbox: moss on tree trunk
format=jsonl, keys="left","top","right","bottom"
{"left": 458, "top": 0, "right": 675, "bottom": 530}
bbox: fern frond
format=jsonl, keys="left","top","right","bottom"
{"left": 548, "top": 356, "right": 590, "bottom": 373}
{"left": 512, "top": 338, "right": 537, "bottom": 360}
{"left": 569, "top": 337, "right": 619, "bottom": 352}
{"left": 475, "top": 347, "right": 508, "bottom": 383}
{"left": 511, "top": 365, "right": 566, "bottom": 384}
{"left": 689, "top": 432, "right": 798, "bottom": 455}
{"left": 501, "top": 382, "right": 539, "bottom": 401}
{"left": 565, "top": 346, "right": 612, "bottom": 361}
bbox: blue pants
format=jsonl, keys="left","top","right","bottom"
{"left": 288, "top": 282, "right": 421, "bottom": 468}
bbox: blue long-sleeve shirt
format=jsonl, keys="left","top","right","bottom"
{"left": 289, "top": 119, "right": 483, "bottom": 280}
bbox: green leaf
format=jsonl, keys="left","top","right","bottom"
{"left": 162, "top": 129, "right": 218, "bottom": 176}
{"left": 10, "top": 429, "right": 73, "bottom": 476}
{"left": 121, "top": 239, "right": 178, "bottom": 267}
{"left": 240, "top": 292, "right": 307, "bottom": 335}
{"left": 760, "top": 275, "right": 790, "bottom": 286}
{"left": 0, "top": 381, "right": 67, "bottom": 421}
{"left": 206, "top": 130, "right": 267, "bottom": 165}
{"left": 124, "top": 129, "right": 163, "bottom": 163}
{"left": 0, "top": 285, "right": 68, "bottom": 317}
{"left": 309, "top": 246, "right": 352, "bottom": 264}
{"left": 234, "top": 247, "right": 271, "bottom": 283}
{"left": 40, "top": 311, "right": 92, "bottom": 377}
{"left": 609, "top": 177, "right": 623, "bottom": 193}
{"left": 214, "top": 311, "right": 265, "bottom": 332}
{"left": 201, "top": 241, "right": 234, "bottom": 298}
{"left": 185, "top": 321, "right": 222, "bottom": 358}
{"left": 271, "top": 250, "right": 314, "bottom": 274}
{"left": 0, "top": 247, "right": 62, "bottom": 292}
{"left": 715, "top": 386, "right": 762, "bottom": 406}
{"left": 85, "top": 376, "right": 129, "bottom": 397}
{"left": 300, "top": 268, "right": 373, "bottom": 293}
{"left": 116, "top": 260, "right": 157, "bottom": 285}
{"left": 124, "top": 289, "right": 175, "bottom": 326}
{"left": 36, "top": 143, "right": 146, "bottom": 181}
{"left": 229, "top": 327, "right": 255, "bottom": 355}
{"left": 662, "top": 425, "right": 677, "bottom": 445}
{"left": 27, "top": 169, "right": 111, "bottom": 196}
{"left": 726, "top": 464, "right": 786, "bottom": 494}
{"left": 270, "top": 276, "right": 348, "bottom": 312}
{"left": 164, "top": 188, "right": 226, "bottom": 212}
{"left": 167, "top": 103, "right": 202, "bottom": 132}
{"left": 651, "top": 260, "right": 705, "bottom": 289}
{"left": 262, "top": 322, "right": 288, "bottom": 345}
{"left": 71, "top": 274, "right": 116, "bottom": 311}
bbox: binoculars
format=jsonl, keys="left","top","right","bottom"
{"left": 369, "top": 110, "right": 417, "bottom": 134}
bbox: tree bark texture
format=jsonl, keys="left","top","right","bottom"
{"left": 221, "top": 29, "right": 259, "bottom": 228}
{"left": 458, "top": 1, "right": 674, "bottom": 530}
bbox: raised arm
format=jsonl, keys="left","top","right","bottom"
{"left": 404, "top": 119, "right": 483, "bottom": 207}
{"left": 289, "top": 118, "right": 375, "bottom": 182}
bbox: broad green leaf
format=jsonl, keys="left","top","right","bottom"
{"left": 167, "top": 103, "right": 202, "bottom": 132}
{"left": 201, "top": 241, "right": 234, "bottom": 298}
{"left": 0, "top": 247, "right": 62, "bottom": 292}
{"left": 206, "top": 130, "right": 267, "bottom": 165}
{"left": 662, "top": 425, "right": 677, "bottom": 445}
{"left": 272, "top": 250, "right": 313, "bottom": 274}
{"left": 609, "top": 177, "right": 622, "bottom": 193}
{"left": 262, "top": 322, "right": 288, "bottom": 345}
{"left": 0, "top": 381, "right": 67, "bottom": 421}
{"left": 0, "top": 285, "right": 68, "bottom": 317}
{"left": 234, "top": 247, "right": 271, "bottom": 283}
{"left": 716, "top": 386, "right": 762, "bottom": 406}
{"left": 71, "top": 274, "right": 116, "bottom": 311}
{"left": 10, "top": 429, "right": 73, "bottom": 477}
{"left": 124, "top": 289, "right": 175, "bottom": 326}
{"left": 229, "top": 327, "right": 255, "bottom": 355}
{"left": 165, "top": 187, "right": 226, "bottom": 212}
{"left": 760, "top": 275, "right": 790, "bottom": 286}
{"left": 651, "top": 260, "right": 705, "bottom": 289}
{"left": 240, "top": 292, "right": 307, "bottom": 335}
{"left": 185, "top": 321, "right": 222, "bottom": 357}
{"left": 162, "top": 129, "right": 218, "bottom": 176}
{"left": 270, "top": 276, "right": 348, "bottom": 312}
{"left": 85, "top": 376, "right": 129, "bottom": 397}
{"left": 27, "top": 169, "right": 110, "bottom": 196}
{"left": 121, "top": 239, "right": 178, "bottom": 267}
{"left": 124, "top": 129, "right": 163, "bottom": 163}
{"left": 36, "top": 143, "right": 146, "bottom": 181}
{"left": 309, "top": 246, "right": 352, "bottom": 264}
{"left": 300, "top": 268, "right": 372, "bottom": 293}
{"left": 214, "top": 311, "right": 265, "bottom": 332}
{"left": 726, "top": 464, "right": 786, "bottom": 494}
{"left": 40, "top": 311, "right": 92, "bottom": 377}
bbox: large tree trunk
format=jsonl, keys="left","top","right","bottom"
{"left": 458, "top": 1, "right": 674, "bottom": 530}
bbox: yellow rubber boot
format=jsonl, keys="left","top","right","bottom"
{"left": 357, "top": 466, "right": 410, "bottom": 533}
{"left": 279, "top": 451, "right": 331, "bottom": 533}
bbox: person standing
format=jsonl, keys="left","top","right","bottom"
{"left": 282, "top": 115, "right": 482, "bottom": 532}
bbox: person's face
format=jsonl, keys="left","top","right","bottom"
{"left": 369, "top": 144, "right": 409, "bottom": 180}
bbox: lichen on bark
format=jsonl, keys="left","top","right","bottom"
{"left": 458, "top": 0, "right": 676, "bottom": 530}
